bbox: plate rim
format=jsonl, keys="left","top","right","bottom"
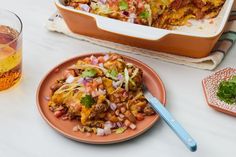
{"left": 36, "top": 52, "right": 166, "bottom": 144}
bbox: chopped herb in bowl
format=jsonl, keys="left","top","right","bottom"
{"left": 217, "top": 76, "right": 236, "bottom": 104}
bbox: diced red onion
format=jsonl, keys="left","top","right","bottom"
{"left": 110, "top": 103, "right": 117, "bottom": 111}
{"left": 103, "top": 54, "right": 109, "bottom": 61}
{"left": 80, "top": 4, "right": 90, "bottom": 12}
{"left": 104, "top": 121, "right": 113, "bottom": 129}
{"left": 98, "top": 63, "right": 104, "bottom": 68}
{"left": 90, "top": 55, "right": 98, "bottom": 65}
{"left": 112, "top": 123, "right": 117, "bottom": 128}
{"left": 73, "top": 125, "right": 82, "bottom": 132}
{"left": 82, "top": 79, "right": 88, "bottom": 86}
{"left": 92, "top": 58, "right": 98, "bottom": 65}
{"left": 73, "top": 126, "right": 79, "bottom": 132}
{"left": 113, "top": 80, "right": 123, "bottom": 88}
{"left": 129, "top": 123, "right": 136, "bottom": 130}
{"left": 85, "top": 77, "right": 93, "bottom": 81}
{"left": 66, "top": 75, "right": 75, "bottom": 83}
{"left": 99, "top": 0, "right": 107, "bottom": 4}
{"left": 116, "top": 122, "right": 122, "bottom": 127}
{"left": 97, "top": 128, "right": 105, "bottom": 136}
{"left": 44, "top": 96, "right": 50, "bottom": 101}
{"left": 83, "top": 77, "right": 92, "bottom": 85}
{"left": 78, "top": 77, "right": 84, "bottom": 84}
{"left": 104, "top": 127, "right": 111, "bottom": 135}
{"left": 117, "top": 73, "right": 123, "bottom": 80}
{"left": 112, "top": 81, "right": 118, "bottom": 88}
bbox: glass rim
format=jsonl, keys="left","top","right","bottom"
{"left": 0, "top": 8, "right": 23, "bottom": 46}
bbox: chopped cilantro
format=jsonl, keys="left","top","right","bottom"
{"left": 119, "top": 0, "right": 128, "bottom": 11}
{"left": 139, "top": 11, "right": 149, "bottom": 19}
{"left": 217, "top": 76, "right": 236, "bottom": 104}
{"left": 109, "top": 69, "right": 118, "bottom": 78}
{"left": 81, "top": 68, "right": 97, "bottom": 78}
{"left": 80, "top": 95, "right": 95, "bottom": 108}
{"left": 115, "top": 127, "right": 126, "bottom": 134}
{"left": 106, "top": 69, "right": 118, "bottom": 80}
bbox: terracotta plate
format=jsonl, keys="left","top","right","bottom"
{"left": 36, "top": 53, "right": 166, "bottom": 144}
{"left": 202, "top": 67, "right": 236, "bottom": 116}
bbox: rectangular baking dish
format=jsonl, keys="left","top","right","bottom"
{"left": 55, "top": 0, "right": 234, "bottom": 58}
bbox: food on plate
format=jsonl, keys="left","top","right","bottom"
{"left": 217, "top": 75, "right": 236, "bottom": 105}
{"left": 64, "top": 0, "right": 226, "bottom": 29}
{"left": 48, "top": 53, "right": 155, "bottom": 136}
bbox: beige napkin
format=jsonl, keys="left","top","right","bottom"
{"left": 46, "top": 10, "right": 236, "bottom": 70}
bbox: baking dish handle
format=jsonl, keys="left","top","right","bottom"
{"left": 95, "top": 16, "right": 169, "bottom": 41}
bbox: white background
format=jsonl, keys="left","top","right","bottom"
{"left": 0, "top": 0, "right": 235, "bottom": 156}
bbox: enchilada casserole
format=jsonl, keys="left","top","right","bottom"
{"left": 64, "top": 0, "right": 226, "bottom": 29}
{"left": 48, "top": 53, "right": 155, "bottom": 136}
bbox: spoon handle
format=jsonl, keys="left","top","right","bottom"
{"left": 147, "top": 97, "right": 197, "bottom": 152}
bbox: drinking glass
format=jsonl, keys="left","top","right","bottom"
{"left": 0, "top": 9, "right": 22, "bottom": 91}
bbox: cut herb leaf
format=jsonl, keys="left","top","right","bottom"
{"left": 119, "top": 0, "right": 128, "bottom": 11}
{"left": 109, "top": 69, "right": 118, "bottom": 78}
{"left": 106, "top": 69, "right": 119, "bottom": 80}
{"left": 81, "top": 68, "right": 97, "bottom": 78}
{"left": 80, "top": 95, "right": 95, "bottom": 108}
{"left": 139, "top": 11, "right": 150, "bottom": 19}
{"left": 217, "top": 75, "right": 236, "bottom": 104}
{"left": 115, "top": 127, "right": 126, "bottom": 134}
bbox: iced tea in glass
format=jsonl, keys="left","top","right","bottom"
{"left": 0, "top": 9, "right": 22, "bottom": 91}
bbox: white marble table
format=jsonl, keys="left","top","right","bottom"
{"left": 0, "top": 0, "right": 235, "bottom": 156}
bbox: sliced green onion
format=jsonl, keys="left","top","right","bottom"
{"left": 124, "top": 68, "right": 129, "bottom": 91}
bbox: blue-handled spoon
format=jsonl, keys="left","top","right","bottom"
{"left": 143, "top": 85, "right": 197, "bottom": 152}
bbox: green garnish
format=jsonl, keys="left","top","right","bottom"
{"left": 129, "top": 78, "right": 136, "bottom": 86}
{"left": 80, "top": 95, "right": 95, "bottom": 108}
{"left": 109, "top": 69, "right": 118, "bottom": 77}
{"left": 81, "top": 68, "right": 97, "bottom": 78}
{"left": 115, "top": 127, "right": 126, "bottom": 134}
{"left": 106, "top": 69, "right": 118, "bottom": 80}
{"left": 217, "top": 76, "right": 236, "bottom": 104}
{"left": 119, "top": 0, "right": 128, "bottom": 11}
{"left": 139, "top": 11, "right": 150, "bottom": 19}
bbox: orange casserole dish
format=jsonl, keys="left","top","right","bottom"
{"left": 55, "top": 0, "right": 234, "bottom": 58}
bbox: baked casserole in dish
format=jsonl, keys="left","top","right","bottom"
{"left": 55, "top": 0, "right": 234, "bottom": 58}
